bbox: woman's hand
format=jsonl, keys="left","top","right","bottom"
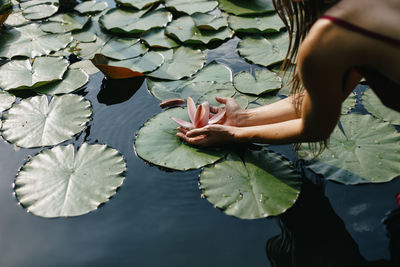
{"left": 210, "top": 97, "right": 246, "bottom": 127}
{"left": 176, "top": 124, "right": 241, "bottom": 147}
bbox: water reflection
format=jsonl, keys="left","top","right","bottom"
{"left": 97, "top": 76, "right": 145, "bottom": 105}
{"left": 266, "top": 180, "right": 400, "bottom": 267}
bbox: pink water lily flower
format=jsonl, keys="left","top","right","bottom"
{"left": 171, "top": 97, "right": 226, "bottom": 128}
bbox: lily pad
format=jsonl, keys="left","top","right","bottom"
{"left": 165, "top": 0, "right": 218, "bottom": 15}
{"left": 100, "top": 37, "right": 148, "bottom": 60}
{"left": 302, "top": 113, "right": 400, "bottom": 184}
{"left": 233, "top": 69, "right": 282, "bottom": 95}
{"left": 200, "top": 149, "right": 301, "bottom": 219}
{"left": 0, "top": 23, "right": 73, "bottom": 58}
{"left": 33, "top": 68, "right": 89, "bottom": 95}
{"left": 0, "top": 90, "right": 15, "bottom": 112}
{"left": 74, "top": 0, "right": 108, "bottom": 14}
{"left": 91, "top": 52, "right": 163, "bottom": 79}
{"left": 134, "top": 107, "right": 226, "bottom": 171}
{"left": 166, "top": 15, "right": 233, "bottom": 44}
{"left": 341, "top": 92, "right": 356, "bottom": 114}
{"left": 40, "top": 13, "right": 90, "bottom": 33}
{"left": 362, "top": 88, "right": 400, "bottom": 125}
{"left": 140, "top": 28, "right": 179, "bottom": 49}
{"left": 4, "top": 10, "right": 30, "bottom": 27}
{"left": 0, "top": 56, "right": 68, "bottom": 91}
{"left": 116, "top": 0, "right": 160, "bottom": 10}
{"left": 192, "top": 12, "right": 228, "bottom": 30}
{"left": 2, "top": 94, "right": 92, "bottom": 148}
{"left": 217, "top": 0, "right": 274, "bottom": 15}
{"left": 73, "top": 30, "right": 97, "bottom": 43}
{"left": 20, "top": 0, "right": 59, "bottom": 20}
{"left": 100, "top": 7, "right": 172, "bottom": 35}
{"left": 237, "top": 33, "right": 289, "bottom": 67}
{"left": 14, "top": 143, "right": 126, "bottom": 218}
{"left": 228, "top": 13, "right": 285, "bottom": 34}
{"left": 148, "top": 61, "right": 232, "bottom": 99}
{"left": 70, "top": 60, "right": 99, "bottom": 75}
{"left": 148, "top": 46, "right": 205, "bottom": 80}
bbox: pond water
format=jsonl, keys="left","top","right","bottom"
{"left": 1, "top": 1, "right": 400, "bottom": 267}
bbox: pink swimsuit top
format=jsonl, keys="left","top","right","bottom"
{"left": 320, "top": 15, "right": 400, "bottom": 110}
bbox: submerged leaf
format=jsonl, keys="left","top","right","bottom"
{"left": 15, "top": 143, "right": 126, "bottom": 218}
{"left": 2, "top": 94, "right": 92, "bottom": 148}
{"left": 302, "top": 113, "right": 400, "bottom": 184}
{"left": 0, "top": 57, "right": 68, "bottom": 90}
{"left": 134, "top": 107, "right": 226, "bottom": 171}
{"left": 200, "top": 150, "right": 301, "bottom": 219}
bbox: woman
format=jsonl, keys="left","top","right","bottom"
{"left": 177, "top": 0, "right": 400, "bottom": 147}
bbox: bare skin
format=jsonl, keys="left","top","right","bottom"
{"left": 177, "top": 0, "right": 400, "bottom": 146}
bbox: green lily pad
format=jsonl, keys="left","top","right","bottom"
{"left": 74, "top": 0, "right": 108, "bottom": 14}
{"left": 148, "top": 61, "right": 232, "bottom": 99}
{"left": 14, "top": 143, "right": 126, "bottom": 218}
{"left": 116, "top": 0, "right": 160, "bottom": 10}
{"left": 134, "top": 107, "right": 226, "bottom": 171}
{"left": 0, "top": 91, "right": 15, "bottom": 112}
{"left": 73, "top": 30, "right": 97, "bottom": 43}
{"left": 148, "top": 46, "right": 205, "bottom": 80}
{"left": 192, "top": 12, "right": 228, "bottom": 30}
{"left": 20, "top": 0, "right": 59, "bottom": 20}
{"left": 0, "top": 56, "right": 68, "bottom": 91}
{"left": 100, "top": 7, "right": 172, "bottom": 35}
{"left": 228, "top": 13, "right": 285, "bottom": 34}
{"left": 200, "top": 149, "right": 301, "bottom": 219}
{"left": 40, "top": 13, "right": 90, "bottom": 33}
{"left": 33, "top": 68, "right": 89, "bottom": 95}
{"left": 2, "top": 94, "right": 92, "bottom": 148}
{"left": 237, "top": 33, "right": 289, "bottom": 67}
{"left": 166, "top": 15, "right": 233, "bottom": 44}
{"left": 141, "top": 28, "right": 179, "bottom": 49}
{"left": 100, "top": 37, "right": 148, "bottom": 60}
{"left": 107, "top": 51, "right": 164, "bottom": 73}
{"left": 341, "top": 92, "right": 356, "bottom": 114}
{"left": 4, "top": 10, "right": 30, "bottom": 27}
{"left": 217, "top": 0, "right": 274, "bottom": 15}
{"left": 70, "top": 60, "right": 99, "bottom": 75}
{"left": 165, "top": 0, "right": 218, "bottom": 15}
{"left": 0, "top": 23, "right": 73, "bottom": 58}
{"left": 302, "top": 113, "right": 400, "bottom": 184}
{"left": 362, "top": 88, "right": 400, "bottom": 125}
{"left": 233, "top": 69, "right": 281, "bottom": 95}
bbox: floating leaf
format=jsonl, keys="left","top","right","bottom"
{"left": 200, "top": 150, "right": 301, "bottom": 219}
{"left": 0, "top": 23, "right": 72, "bottom": 58}
{"left": 148, "top": 46, "right": 205, "bottom": 80}
{"left": 2, "top": 94, "right": 91, "bottom": 148}
{"left": 91, "top": 52, "right": 163, "bottom": 79}
{"left": 20, "top": 0, "right": 59, "bottom": 20}
{"left": 165, "top": 0, "right": 218, "bottom": 15}
{"left": 4, "top": 10, "right": 29, "bottom": 27}
{"left": 217, "top": 0, "right": 274, "bottom": 15}
{"left": 116, "top": 0, "right": 160, "bottom": 10}
{"left": 134, "top": 107, "right": 226, "bottom": 171}
{"left": 74, "top": 0, "right": 108, "bottom": 14}
{"left": 362, "top": 88, "right": 400, "bottom": 125}
{"left": 228, "top": 13, "right": 285, "bottom": 34}
{"left": 237, "top": 33, "right": 289, "bottom": 67}
{"left": 302, "top": 113, "right": 400, "bottom": 184}
{"left": 73, "top": 30, "right": 97, "bottom": 43}
{"left": 70, "top": 60, "right": 99, "bottom": 75}
{"left": 140, "top": 28, "right": 179, "bottom": 49}
{"left": 40, "top": 13, "right": 90, "bottom": 33}
{"left": 14, "top": 143, "right": 126, "bottom": 218}
{"left": 33, "top": 68, "right": 89, "bottom": 95}
{"left": 0, "top": 56, "right": 68, "bottom": 90}
{"left": 0, "top": 90, "right": 15, "bottom": 112}
{"left": 100, "top": 37, "right": 148, "bottom": 60}
{"left": 341, "top": 92, "right": 356, "bottom": 114}
{"left": 192, "top": 12, "right": 228, "bottom": 30}
{"left": 148, "top": 61, "right": 232, "bottom": 99}
{"left": 166, "top": 15, "right": 233, "bottom": 44}
{"left": 234, "top": 69, "right": 281, "bottom": 95}
{"left": 100, "top": 7, "right": 172, "bottom": 34}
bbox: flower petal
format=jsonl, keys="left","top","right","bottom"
{"left": 171, "top": 117, "right": 193, "bottom": 128}
{"left": 208, "top": 108, "right": 226, "bottom": 124}
{"left": 187, "top": 97, "right": 196, "bottom": 124}
{"left": 194, "top": 102, "right": 210, "bottom": 128}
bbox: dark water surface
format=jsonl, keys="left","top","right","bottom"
{"left": 1, "top": 4, "right": 400, "bottom": 267}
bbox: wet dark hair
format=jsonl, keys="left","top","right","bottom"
{"left": 272, "top": 0, "right": 339, "bottom": 153}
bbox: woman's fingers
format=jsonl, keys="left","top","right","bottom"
{"left": 215, "top": 96, "right": 229, "bottom": 104}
